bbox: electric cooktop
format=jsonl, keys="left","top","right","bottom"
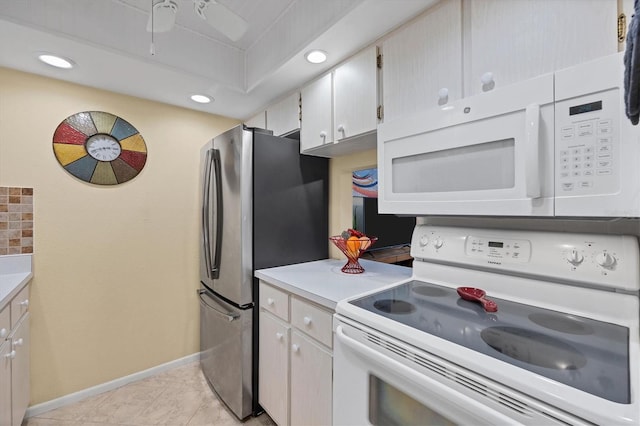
{"left": 349, "top": 280, "right": 629, "bottom": 403}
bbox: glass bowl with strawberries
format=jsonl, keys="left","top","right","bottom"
{"left": 329, "top": 229, "right": 377, "bottom": 274}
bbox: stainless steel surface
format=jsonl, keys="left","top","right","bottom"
{"left": 198, "top": 289, "right": 239, "bottom": 322}
{"left": 200, "top": 126, "right": 253, "bottom": 306}
{"left": 201, "top": 148, "right": 223, "bottom": 280}
{"left": 199, "top": 288, "right": 253, "bottom": 419}
{"left": 202, "top": 149, "right": 213, "bottom": 280}
{"left": 199, "top": 124, "right": 329, "bottom": 419}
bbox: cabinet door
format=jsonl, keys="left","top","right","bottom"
{"left": 300, "top": 73, "right": 333, "bottom": 152}
{"left": 259, "top": 310, "right": 290, "bottom": 426}
{"left": 245, "top": 111, "right": 266, "bottom": 129}
{"left": 0, "top": 341, "right": 11, "bottom": 426}
{"left": 11, "top": 313, "right": 29, "bottom": 426}
{"left": 267, "top": 92, "right": 300, "bottom": 136}
{"left": 382, "top": 0, "right": 463, "bottom": 122}
{"left": 290, "top": 331, "right": 332, "bottom": 426}
{"left": 465, "top": 0, "right": 618, "bottom": 96}
{"left": 333, "top": 45, "right": 378, "bottom": 140}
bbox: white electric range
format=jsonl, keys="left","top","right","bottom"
{"left": 333, "top": 225, "right": 639, "bottom": 425}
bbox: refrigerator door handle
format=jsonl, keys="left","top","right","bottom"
{"left": 210, "top": 148, "right": 223, "bottom": 278}
{"left": 202, "top": 148, "right": 223, "bottom": 279}
{"left": 198, "top": 289, "right": 239, "bottom": 322}
{"left": 202, "top": 149, "right": 213, "bottom": 279}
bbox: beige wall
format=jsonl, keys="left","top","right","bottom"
{"left": 328, "top": 148, "right": 377, "bottom": 259}
{"left": 0, "top": 67, "right": 238, "bottom": 404}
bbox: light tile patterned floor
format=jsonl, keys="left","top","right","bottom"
{"left": 23, "top": 362, "right": 276, "bottom": 426}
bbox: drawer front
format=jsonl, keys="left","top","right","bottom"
{"left": 291, "top": 297, "right": 333, "bottom": 348}
{"left": 11, "top": 285, "right": 30, "bottom": 329}
{"left": 259, "top": 282, "right": 289, "bottom": 321}
{"left": 0, "top": 306, "right": 9, "bottom": 340}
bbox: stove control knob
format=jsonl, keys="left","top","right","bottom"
{"left": 566, "top": 249, "right": 584, "bottom": 266}
{"left": 433, "top": 238, "right": 444, "bottom": 249}
{"left": 596, "top": 252, "right": 616, "bottom": 269}
{"left": 419, "top": 235, "right": 429, "bottom": 247}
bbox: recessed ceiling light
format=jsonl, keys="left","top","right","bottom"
{"left": 305, "top": 50, "right": 327, "bottom": 64}
{"left": 38, "top": 54, "right": 74, "bottom": 69}
{"left": 191, "top": 94, "right": 212, "bottom": 104}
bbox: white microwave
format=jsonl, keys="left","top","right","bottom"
{"left": 377, "top": 53, "right": 640, "bottom": 217}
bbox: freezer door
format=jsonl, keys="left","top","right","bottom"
{"left": 199, "top": 289, "right": 253, "bottom": 420}
{"left": 200, "top": 125, "right": 253, "bottom": 306}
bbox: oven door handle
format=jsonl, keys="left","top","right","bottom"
{"left": 335, "top": 325, "right": 516, "bottom": 425}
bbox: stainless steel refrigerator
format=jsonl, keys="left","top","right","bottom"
{"left": 198, "top": 125, "right": 328, "bottom": 420}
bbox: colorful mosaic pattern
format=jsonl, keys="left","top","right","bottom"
{"left": 53, "top": 111, "right": 147, "bottom": 185}
{"left": 0, "top": 187, "right": 33, "bottom": 255}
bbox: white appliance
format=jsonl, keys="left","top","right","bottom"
{"left": 333, "top": 225, "right": 640, "bottom": 425}
{"left": 377, "top": 52, "right": 640, "bottom": 217}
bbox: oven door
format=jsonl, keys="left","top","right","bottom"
{"left": 377, "top": 73, "right": 554, "bottom": 217}
{"left": 333, "top": 317, "right": 590, "bottom": 426}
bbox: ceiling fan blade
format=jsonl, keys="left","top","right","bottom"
{"left": 146, "top": 0, "right": 178, "bottom": 33}
{"left": 195, "top": 1, "right": 248, "bottom": 42}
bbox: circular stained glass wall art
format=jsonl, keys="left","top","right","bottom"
{"left": 52, "top": 111, "right": 147, "bottom": 185}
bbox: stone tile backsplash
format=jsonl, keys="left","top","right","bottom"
{"left": 0, "top": 187, "right": 34, "bottom": 255}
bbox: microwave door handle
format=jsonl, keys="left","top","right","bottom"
{"left": 525, "top": 103, "right": 541, "bottom": 199}
{"left": 202, "top": 149, "right": 213, "bottom": 279}
{"left": 210, "top": 149, "right": 223, "bottom": 279}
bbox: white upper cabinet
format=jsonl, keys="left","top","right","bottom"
{"left": 333, "top": 45, "right": 379, "bottom": 140}
{"left": 382, "top": 0, "right": 463, "bottom": 122}
{"left": 266, "top": 92, "right": 300, "bottom": 137}
{"left": 464, "top": 0, "right": 619, "bottom": 96}
{"left": 300, "top": 73, "right": 333, "bottom": 152}
{"left": 245, "top": 111, "right": 266, "bottom": 129}
{"left": 301, "top": 46, "right": 379, "bottom": 157}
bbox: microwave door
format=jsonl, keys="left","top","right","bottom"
{"left": 377, "top": 73, "right": 554, "bottom": 217}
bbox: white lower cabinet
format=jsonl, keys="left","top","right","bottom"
{"left": 258, "top": 281, "right": 333, "bottom": 426}
{"left": 259, "top": 311, "right": 290, "bottom": 426}
{"left": 10, "top": 314, "right": 30, "bottom": 426}
{"left": 290, "top": 331, "right": 332, "bottom": 426}
{"left": 0, "top": 283, "right": 30, "bottom": 426}
{"left": 0, "top": 340, "right": 11, "bottom": 426}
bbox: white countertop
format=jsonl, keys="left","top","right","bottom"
{"left": 255, "top": 258, "right": 411, "bottom": 309}
{"left": 0, "top": 255, "right": 33, "bottom": 310}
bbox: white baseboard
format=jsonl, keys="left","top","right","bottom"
{"left": 26, "top": 352, "right": 200, "bottom": 418}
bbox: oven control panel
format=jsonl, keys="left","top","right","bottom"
{"left": 464, "top": 236, "right": 531, "bottom": 263}
{"left": 410, "top": 225, "right": 640, "bottom": 291}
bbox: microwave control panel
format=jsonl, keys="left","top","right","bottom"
{"left": 555, "top": 88, "right": 619, "bottom": 196}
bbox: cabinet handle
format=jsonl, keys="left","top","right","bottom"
{"left": 481, "top": 72, "right": 495, "bottom": 92}
{"left": 20, "top": 299, "right": 29, "bottom": 308}
{"left": 303, "top": 316, "right": 312, "bottom": 326}
{"left": 337, "top": 125, "right": 345, "bottom": 136}
{"left": 0, "top": 328, "right": 6, "bottom": 339}
{"left": 438, "top": 87, "right": 449, "bottom": 106}
{"left": 319, "top": 131, "right": 327, "bottom": 139}
{"left": 13, "top": 338, "right": 23, "bottom": 348}
{"left": 275, "top": 332, "right": 283, "bottom": 340}
{"left": 291, "top": 344, "right": 300, "bottom": 353}
{"left": 267, "top": 298, "right": 275, "bottom": 306}
{"left": 5, "top": 350, "right": 15, "bottom": 360}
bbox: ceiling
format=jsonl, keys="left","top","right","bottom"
{"left": 0, "top": 0, "right": 438, "bottom": 120}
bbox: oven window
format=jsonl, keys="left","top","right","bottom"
{"left": 391, "top": 139, "right": 515, "bottom": 193}
{"left": 369, "top": 375, "right": 456, "bottom": 426}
